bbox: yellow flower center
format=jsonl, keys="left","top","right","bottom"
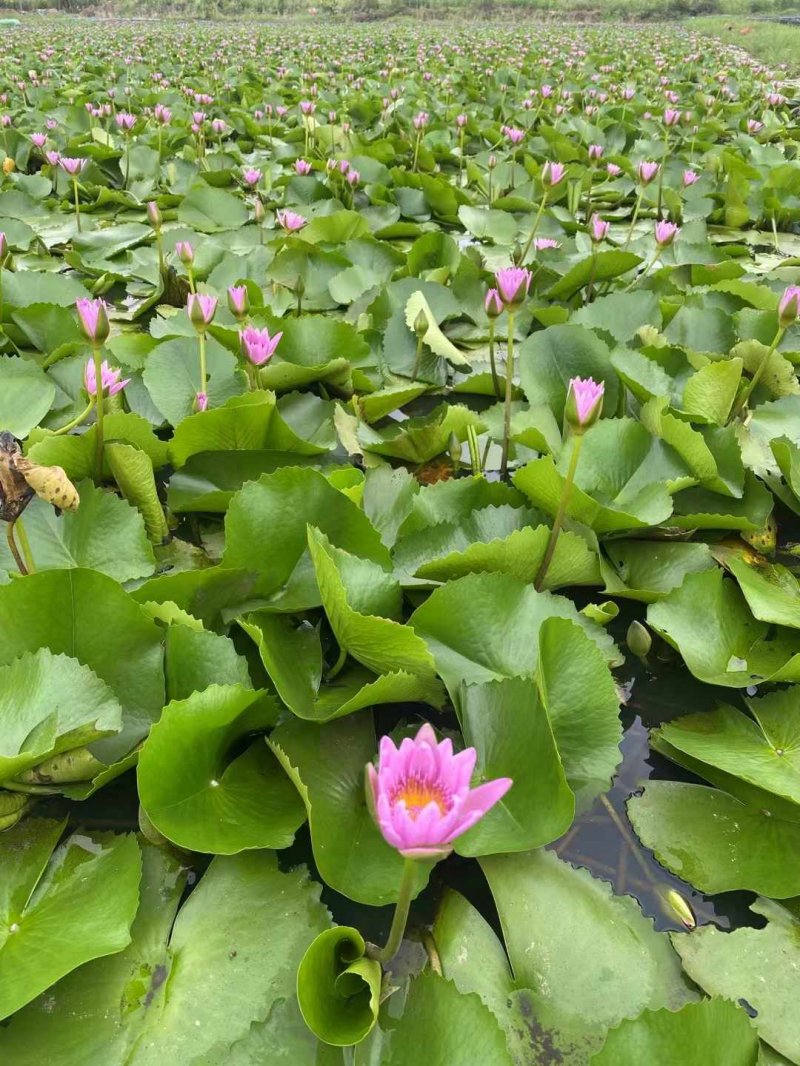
{"left": 393, "top": 777, "right": 450, "bottom": 819}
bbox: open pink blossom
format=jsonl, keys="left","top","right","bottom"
{"left": 534, "top": 237, "right": 562, "bottom": 251}
{"left": 663, "top": 108, "right": 681, "bottom": 126}
{"left": 779, "top": 285, "right": 800, "bottom": 327}
{"left": 241, "top": 325, "right": 282, "bottom": 366}
{"left": 606, "top": 162, "right": 622, "bottom": 178}
{"left": 241, "top": 167, "right": 261, "bottom": 187}
{"left": 367, "top": 723, "right": 512, "bottom": 860}
{"left": 637, "top": 160, "right": 659, "bottom": 184}
{"left": 295, "top": 159, "right": 312, "bottom": 175}
{"left": 84, "top": 358, "right": 129, "bottom": 397}
{"left": 495, "top": 266, "right": 532, "bottom": 307}
{"left": 682, "top": 169, "right": 700, "bottom": 187}
{"left": 541, "top": 160, "right": 566, "bottom": 187}
{"left": 566, "top": 375, "right": 604, "bottom": 430}
{"left": 59, "top": 156, "right": 87, "bottom": 177}
{"left": 276, "top": 209, "right": 306, "bottom": 233}
{"left": 30, "top": 132, "right": 46, "bottom": 148}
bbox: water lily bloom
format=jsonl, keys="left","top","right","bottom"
{"left": 588, "top": 143, "right": 603, "bottom": 161}
{"left": 606, "top": 162, "right": 622, "bottom": 178}
{"left": 187, "top": 293, "right": 217, "bottom": 331}
{"left": 589, "top": 214, "right": 610, "bottom": 243}
{"left": 30, "top": 132, "right": 46, "bottom": 148}
{"left": 456, "top": 113, "right": 467, "bottom": 128}
{"left": 76, "top": 297, "right": 110, "bottom": 344}
{"left": 45, "top": 150, "right": 60, "bottom": 167}
{"left": 663, "top": 108, "right": 681, "bottom": 126}
{"left": 637, "top": 161, "right": 660, "bottom": 184}
{"left": 115, "top": 112, "right": 136, "bottom": 130}
{"left": 747, "top": 119, "right": 764, "bottom": 134}
{"left": 227, "top": 285, "right": 249, "bottom": 319}
{"left": 154, "top": 103, "right": 171, "bottom": 124}
{"left": 542, "top": 160, "right": 566, "bottom": 187}
{"left": 655, "top": 220, "right": 680, "bottom": 247}
{"left": 196, "top": 391, "right": 208, "bottom": 412}
{"left": 295, "top": 159, "right": 312, "bottom": 175}
{"left": 504, "top": 125, "right": 524, "bottom": 145}
{"left": 484, "top": 288, "right": 504, "bottom": 318}
{"left": 241, "top": 325, "right": 282, "bottom": 365}
{"left": 367, "top": 723, "right": 512, "bottom": 860}
{"left": 778, "top": 285, "right": 800, "bottom": 327}
{"left": 59, "top": 156, "right": 87, "bottom": 176}
{"left": 534, "top": 237, "right": 562, "bottom": 250}
{"left": 242, "top": 167, "right": 261, "bottom": 187}
{"left": 276, "top": 209, "right": 306, "bottom": 232}
{"left": 84, "top": 358, "right": 129, "bottom": 397}
{"left": 495, "top": 266, "right": 533, "bottom": 307}
{"left": 413, "top": 111, "right": 429, "bottom": 129}
{"left": 682, "top": 169, "right": 700, "bottom": 187}
{"left": 565, "top": 375, "right": 604, "bottom": 431}
{"left": 299, "top": 100, "right": 316, "bottom": 115}
{"left": 175, "top": 241, "right": 194, "bottom": 264}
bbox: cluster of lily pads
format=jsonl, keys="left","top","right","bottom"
{"left": 0, "top": 15, "right": 799, "bottom": 1065}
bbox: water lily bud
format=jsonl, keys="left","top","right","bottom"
{"left": 484, "top": 288, "right": 504, "bottom": 319}
{"left": 295, "top": 275, "right": 306, "bottom": 298}
{"left": 564, "top": 375, "right": 604, "bottom": 433}
{"left": 658, "top": 886, "right": 696, "bottom": 930}
{"left": 175, "top": 240, "right": 194, "bottom": 265}
{"left": 627, "top": 619, "right": 652, "bottom": 660}
{"left": 779, "top": 285, "right": 800, "bottom": 328}
{"left": 76, "top": 297, "right": 110, "bottom": 345}
{"left": 254, "top": 198, "right": 266, "bottom": 224}
{"left": 227, "top": 284, "right": 250, "bottom": 320}
{"left": 146, "top": 201, "right": 162, "bottom": 230}
{"left": 414, "top": 309, "right": 429, "bottom": 338}
{"left": 187, "top": 292, "right": 217, "bottom": 332}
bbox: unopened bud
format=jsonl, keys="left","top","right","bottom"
{"left": 627, "top": 619, "right": 652, "bottom": 660}
{"left": 414, "top": 309, "right": 429, "bottom": 338}
{"left": 146, "top": 201, "right": 162, "bottom": 230}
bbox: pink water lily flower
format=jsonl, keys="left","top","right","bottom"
{"left": 542, "top": 160, "right": 566, "bottom": 187}
{"left": 588, "top": 143, "right": 603, "bottom": 161}
{"left": 195, "top": 391, "right": 208, "bottom": 412}
{"left": 779, "top": 285, "right": 800, "bottom": 327}
{"left": 175, "top": 240, "right": 194, "bottom": 264}
{"left": 295, "top": 159, "right": 312, "bottom": 175}
{"left": 495, "top": 266, "right": 532, "bottom": 307}
{"left": 637, "top": 160, "right": 660, "bottom": 184}
{"left": 484, "top": 288, "right": 504, "bottom": 318}
{"left": 227, "top": 285, "right": 249, "bottom": 318}
{"left": 367, "top": 723, "right": 512, "bottom": 860}
{"left": 84, "top": 358, "right": 129, "bottom": 397}
{"left": 241, "top": 325, "right": 282, "bottom": 365}
{"left": 682, "top": 169, "right": 700, "bottom": 187}
{"left": 589, "top": 214, "right": 610, "bottom": 243}
{"left": 566, "top": 375, "right": 604, "bottom": 430}
{"left": 276, "top": 209, "right": 306, "bottom": 233}
{"left": 534, "top": 237, "right": 562, "bottom": 251}
{"left": 59, "top": 156, "right": 87, "bottom": 177}
{"left": 606, "top": 162, "right": 622, "bottom": 178}
{"left": 30, "top": 132, "right": 46, "bottom": 148}
{"left": 115, "top": 111, "right": 136, "bottom": 131}
{"left": 663, "top": 108, "right": 681, "bottom": 126}
{"left": 241, "top": 167, "right": 261, "bottom": 187}
{"left": 76, "top": 297, "right": 110, "bottom": 344}
{"left": 655, "top": 220, "right": 679, "bottom": 247}
{"left": 187, "top": 293, "right": 217, "bottom": 330}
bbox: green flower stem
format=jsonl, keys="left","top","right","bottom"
{"left": 155, "top": 230, "right": 165, "bottom": 280}
{"left": 92, "top": 344, "right": 105, "bottom": 481}
{"left": 656, "top": 131, "right": 669, "bottom": 218}
{"left": 15, "top": 518, "right": 35, "bottom": 574}
{"left": 412, "top": 130, "right": 421, "bottom": 173}
{"left": 534, "top": 432, "right": 583, "bottom": 591}
{"left": 198, "top": 330, "right": 208, "bottom": 397}
{"left": 369, "top": 858, "right": 417, "bottom": 966}
{"left": 0, "top": 268, "right": 4, "bottom": 331}
{"left": 73, "top": 177, "right": 81, "bottom": 233}
{"left": 500, "top": 309, "right": 516, "bottom": 479}
{"left": 411, "top": 333, "right": 425, "bottom": 380}
{"left": 124, "top": 134, "right": 131, "bottom": 190}
{"left": 458, "top": 128, "right": 465, "bottom": 186}
{"left": 187, "top": 265, "right": 196, "bottom": 294}
{"left": 519, "top": 189, "right": 548, "bottom": 265}
{"left": 6, "top": 520, "right": 27, "bottom": 576}
{"left": 731, "top": 325, "right": 785, "bottom": 421}
{"left": 54, "top": 396, "right": 95, "bottom": 435}
{"left": 624, "top": 248, "right": 662, "bottom": 292}
{"left": 327, "top": 644, "right": 348, "bottom": 681}
{"left": 622, "top": 188, "right": 644, "bottom": 250}
{"left": 488, "top": 318, "right": 502, "bottom": 400}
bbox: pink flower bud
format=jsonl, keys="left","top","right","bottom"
{"left": 542, "top": 160, "right": 566, "bottom": 187}
{"left": 227, "top": 285, "right": 249, "bottom": 319}
{"left": 565, "top": 375, "right": 604, "bottom": 432}
{"left": 484, "top": 288, "right": 504, "bottom": 318}
{"left": 76, "top": 298, "right": 110, "bottom": 345}
{"left": 175, "top": 241, "right": 194, "bottom": 265}
{"left": 779, "top": 285, "right": 800, "bottom": 327}
{"left": 655, "top": 220, "right": 679, "bottom": 247}
{"left": 187, "top": 293, "right": 217, "bottom": 332}
{"left": 295, "top": 159, "right": 312, "bottom": 175}
{"left": 589, "top": 214, "right": 610, "bottom": 243}
{"left": 637, "top": 160, "right": 660, "bottom": 185}
{"left": 682, "top": 169, "right": 700, "bottom": 187}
